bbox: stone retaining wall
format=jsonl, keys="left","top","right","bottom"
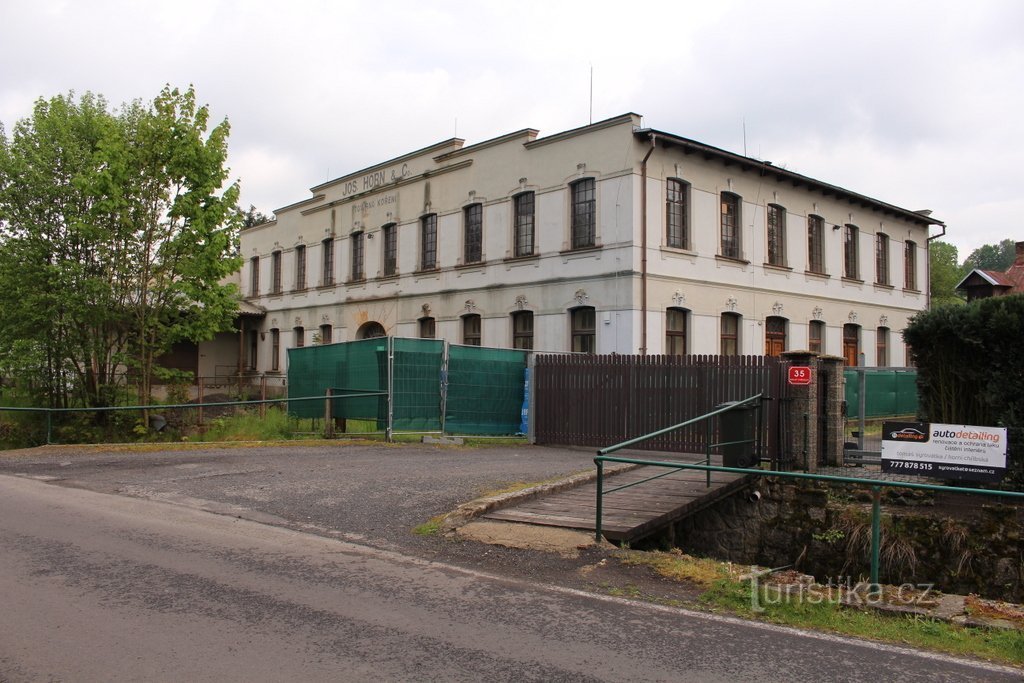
{"left": 669, "top": 478, "right": 1024, "bottom": 602}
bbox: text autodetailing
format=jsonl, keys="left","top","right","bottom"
{"left": 881, "top": 421, "right": 1008, "bottom": 483}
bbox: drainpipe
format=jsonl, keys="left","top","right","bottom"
{"left": 640, "top": 134, "right": 657, "bottom": 355}
{"left": 925, "top": 222, "right": 947, "bottom": 310}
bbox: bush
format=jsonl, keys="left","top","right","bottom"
{"left": 903, "top": 294, "right": 1024, "bottom": 487}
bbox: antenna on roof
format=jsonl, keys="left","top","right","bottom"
{"left": 742, "top": 118, "right": 747, "bottom": 157}
{"left": 589, "top": 64, "right": 593, "bottom": 125}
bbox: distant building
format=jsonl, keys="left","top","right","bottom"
{"left": 236, "top": 113, "right": 942, "bottom": 374}
{"left": 956, "top": 241, "right": 1024, "bottom": 301}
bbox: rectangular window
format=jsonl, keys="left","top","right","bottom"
{"left": 720, "top": 192, "right": 741, "bottom": 259}
{"left": 270, "top": 329, "right": 280, "bottom": 372}
{"left": 875, "top": 233, "right": 890, "bottom": 285}
{"left": 512, "top": 311, "right": 534, "bottom": 350}
{"left": 462, "top": 314, "right": 481, "bottom": 346}
{"left": 421, "top": 214, "right": 437, "bottom": 270}
{"left": 876, "top": 327, "right": 889, "bottom": 367}
{"left": 350, "top": 231, "right": 364, "bottom": 281}
{"left": 319, "top": 324, "right": 332, "bottom": 345}
{"left": 767, "top": 204, "right": 786, "bottom": 266}
{"left": 666, "top": 308, "right": 687, "bottom": 355}
{"left": 294, "top": 245, "right": 306, "bottom": 290}
{"left": 271, "top": 251, "right": 282, "bottom": 294}
{"left": 844, "top": 224, "right": 859, "bottom": 279}
{"left": 808, "top": 320, "right": 824, "bottom": 355}
{"left": 321, "top": 238, "right": 334, "bottom": 286}
{"left": 571, "top": 307, "right": 596, "bottom": 353}
{"left": 294, "top": 326, "right": 304, "bottom": 348}
{"left": 382, "top": 223, "right": 397, "bottom": 277}
{"left": 904, "top": 241, "right": 917, "bottom": 290}
{"left": 807, "top": 215, "right": 825, "bottom": 274}
{"left": 666, "top": 179, "right": 689, "bottom": 249}
{"left": 571, "top": 179, "right": 596, "bottom": 249}
{"left": 514, "top": 192, "right": 535, "bottom": 257}
{"left": 419, "top": 317, "right": 435, "bottom": 339}
{"left": 464, "top": 203, "right": 482, "bottom": 263}
{"left": 249, "top": 256, "right": 259, "bottom": 296}
{"left": 720, "top": 313, "right": 740, "bottom": 356}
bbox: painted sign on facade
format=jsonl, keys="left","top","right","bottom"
{"left": 881, "top": 421, "right": 1008, "bottom": 482}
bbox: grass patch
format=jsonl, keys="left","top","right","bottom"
{"left": 616, "top": 549, "right": 1024, "bottom": 666}
{"left": 412, "top": 514, "right": 447, "bottom": 536}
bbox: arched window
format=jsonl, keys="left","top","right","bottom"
{"left": 462, "top": 314, "right": 481, "bottom": 346}
{"left": 464, "top": 203, "right": 483, "bottom": 263}
{"left": 720, "top": 313, "right": 741, "bottom": 356}
{"left": 418, "top": 317, "right": 435, "bottom": 339}
{"left": 808, "top": 320, "right": 825, "bottom": 355}
{"left": 511, "top": 310, "right": 534, "bottom": 350}
{"left": 767, "top": 204, "right": 786, "bottom": 266}
{"left": 843, "top": 324, "right": 861, "bottom": 366}
{"left": 765, "top": 316, "right": 786, "bottom": 357}
{"left": 570, "top": 307, "right": 595, "bottom": 354}
{"left": 570, "top": 179, "right": 596, "bottom": 249}
{"left": 513, "top": 192, "right": 535, "bottom": 257}
{"left": 876, "top": 327, "right": 889, "bottom": 367}
{"left": 356, "top": 321, "right": 386, "bottom": 339}
{"left": 666, "top": 179, "right": 689, "bottom": 249}
{"left": 666, "top": 308, "right": 688, "bottom": 356}
{"left": 720, "top": 192, "right": 741, "bottom": 259}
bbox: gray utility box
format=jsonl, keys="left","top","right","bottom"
{"left": 717, "top": 402, "right": 758, "bottom": 468}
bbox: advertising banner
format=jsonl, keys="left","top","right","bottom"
{"left": 881, "top": 421, "right": 1008, "bottom": 482}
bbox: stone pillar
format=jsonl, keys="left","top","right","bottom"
{"left": 818, "top": 355, "right": 846, "bottom": 467}
{"left": 781, "top": 351, "right": 818, "bottom": 472}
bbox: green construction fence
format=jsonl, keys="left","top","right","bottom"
{"left": 287, "top": 337, "right": 527, "bottom": 435}
{"left": 844, "top": 368, "right": 918, "bottom": 419}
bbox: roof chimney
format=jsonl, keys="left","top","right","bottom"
{"left": 1017, "top": 241, "right": 1024, "bottom": 265}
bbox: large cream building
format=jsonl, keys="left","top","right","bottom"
{"left": 238, "top": 113, "right": 942, "bottom": 374}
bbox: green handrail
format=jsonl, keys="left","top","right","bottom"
{"left": 594, "top": 394, "right": 764, "bottom": 554}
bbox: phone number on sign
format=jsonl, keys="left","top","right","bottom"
{"left": 886, "top": 461, "right": 934, "bottom": 471}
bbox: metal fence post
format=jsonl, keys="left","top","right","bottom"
{"left": 386, "top": 336, "right": 394, "bottom": 443}
{"left": 595, "top": 457, "right": 604, "bottom": 543}
{"left": 870, "top": 486, "right": 882, "bottom": 592}
{"left": 260, "top": 375, "right": 267, "bottom": 419}
{"left": 324, "top": 388, "right": 334, "bottom": 439}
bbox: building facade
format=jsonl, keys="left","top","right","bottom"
{"left": 239, "top": 113, "right": 941, "bottom": 373}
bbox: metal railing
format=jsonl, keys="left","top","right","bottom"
{"left": 593, "top": 454, "right": 1024, "bottom": 591}
{"left": 0, "top": 392, "right": 386, "bottom": 445}
{"left": 594, "top": 394, "right": 764, "bottom": 538}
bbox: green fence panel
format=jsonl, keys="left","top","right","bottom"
{"left": 287, "top": 338, "right": 387, "bottom": 421}
{"left": 844, "top": 369, "right": 918, "bottom": 419}
{"left": 445, "top": 345, "right": 527, "bottom": 435}
{"left": 392, "top": 338, "right": 444, "bottom": 431}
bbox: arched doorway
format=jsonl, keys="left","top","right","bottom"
{"left": 356, "top": 321, "right": 386, "bottom": 339}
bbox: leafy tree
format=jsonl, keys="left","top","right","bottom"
{"left": 929, "top": 240, "right": 965, "bottom": 307}
{"left": 0, "top": 86, "right": 242, "bottom": 410}
{"left": 242, "top": 204, "right": 273, "bottom": 228}
{"left": 964, "top": 238, "right": 1016, "bottom": 272}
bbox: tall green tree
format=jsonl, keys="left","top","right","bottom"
{"left": 929, "top": 240, "right": 965, "bottom": 307}
{"left": 964, "top": 238, "right": 1016, "bottom": 272}
{"left": 0, "top": 86, "right": 242, "bottom": 409}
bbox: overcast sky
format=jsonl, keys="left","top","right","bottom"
{"left": 2, "top": 0, "right": 1021, "bottom": 260}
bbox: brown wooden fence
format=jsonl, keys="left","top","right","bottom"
{"left": 534, "top": 354, "right": 783, "bottom": 463}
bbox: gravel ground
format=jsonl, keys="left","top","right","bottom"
{"left": 0, "top": 441, "right": 655, "bottom": 590}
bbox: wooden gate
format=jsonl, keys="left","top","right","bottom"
{"left": 534, "top": 354, "right": 781, "bottom": 461}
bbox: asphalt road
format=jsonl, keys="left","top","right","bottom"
{"left": 0, "top": 443, "right": 1020, "bottom": 681}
